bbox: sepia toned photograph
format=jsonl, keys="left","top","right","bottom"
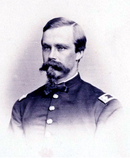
{"left": 0, "top": 0, "right": 130, "bottom": 157}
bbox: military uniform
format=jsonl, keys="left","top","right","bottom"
{"left": 9, "top": 74, "right": 121, "bottom": 157}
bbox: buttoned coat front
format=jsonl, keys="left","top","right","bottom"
{"left": 9, "top": 74, "right": 121, "bottom": 157}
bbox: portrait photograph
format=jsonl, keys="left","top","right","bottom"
{"left": 0, "top": 0, "right": 130, "bottom": 157}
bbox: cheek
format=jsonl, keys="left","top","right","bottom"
{"left": 64, "top": 53, "right": 76, "bottom": 67}
{"left": 42, "top": 52, "right": 49, "bottom": 62}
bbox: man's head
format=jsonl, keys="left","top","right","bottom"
{"left": 40, "top": 17, "right": 87, "bottom": 83}
{"left": 42, "top": 17, "right": 87, "bottom": 53}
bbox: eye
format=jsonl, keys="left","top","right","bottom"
{"left": 42, "top": 45, "right": 51, "bottom": 52}
{"left": 57, "top": 46, "right": 66, "bottom": 51}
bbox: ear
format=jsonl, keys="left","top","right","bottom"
{"left": 75, "top": 51, "right": 84, "bottom": 61}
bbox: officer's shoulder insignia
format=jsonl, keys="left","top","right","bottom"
{"left": 18, "top": 94, "right": 27, "bottom": 101}
{"left": 98, "top": 93, "right": 115, "bottom": 104}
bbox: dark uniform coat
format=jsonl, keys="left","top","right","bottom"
{"left": 9, "top": 74, "right": 121, "bottom": 157}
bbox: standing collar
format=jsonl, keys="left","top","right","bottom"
{"left": 42, "top": 73, "right": 81, "bottom": 95}
{"left": 58, "top": 72, "right": 78, "bottom": 84}
{"left": 64, "top": 73, "right": 82, "bottom": 88}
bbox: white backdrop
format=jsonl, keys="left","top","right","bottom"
{"left": 0, "top": 0, "right": 130, "bottom": 156}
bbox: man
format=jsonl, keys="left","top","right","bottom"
{"left": 9, "top": 17, "right": 122, "bottom": 157}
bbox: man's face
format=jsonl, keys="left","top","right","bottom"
{"left": 41, "top": 26, "right": 78, "bottom": 82}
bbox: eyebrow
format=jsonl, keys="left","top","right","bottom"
{"left": 42, "top": 42, "right": 70, "bottom": 48}
{"left": 42, "top": 43, "right": 51, "bottom": 48}
{"left": 55, "top": 44, "right": 70, "bottom": 48}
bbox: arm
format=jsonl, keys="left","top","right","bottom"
{"left": 94, "top": 94, "right": 124, "bottom": 157}
{"left": 9, "top": 95, "right": 27, "bottom": 136}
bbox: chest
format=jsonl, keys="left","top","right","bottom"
{"left": 22, "top": 89, "right": 97, "bottom": 138}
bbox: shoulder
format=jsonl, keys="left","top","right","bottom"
{"left": 95, "top": 93, "right": 122, "bottom": 126}
{"left": 81, "top": 79, "right": 120, "bottom": 106}
{"left": 18, "top": 94, "right": 28, "bottom": 101}
{"left": 80, "top": 80, "right": 121, "bottom": 123}
{"left": 98, "top": 93, "right": 117, "bottom": 104}
{"left": 81, "top": 80, "right": 104, "bottom": 94}
{"left": 80, "top": 80, "right": 104, "bottom": 102}
{"left": 18, "top": 85, "right": 45, "bottom": 102}
{"left": 12, "top": 85, "right": 45, "bottom": 111}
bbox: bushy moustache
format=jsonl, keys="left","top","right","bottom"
{"left": 39, "top": 59, "right": 70, "bottom": 74}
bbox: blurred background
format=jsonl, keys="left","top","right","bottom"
{"left": 0, "top": 0, "right": 130, "bottom": 155}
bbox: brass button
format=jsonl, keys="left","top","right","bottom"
{"left": 53, "top": 94, "right": 59, "bottom": 99}
{"left": 47, "top": 119, "right": 53, "bottom": 124}
{"left": 49, "top": 106, "right": 55, "bottom": 111}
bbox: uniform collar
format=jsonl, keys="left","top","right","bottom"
{"left": 64, "top": 73, "right": 82, "bottom": 88}
{"left": 43, "top": 73, "right": 81, "bottom": 95}
{"left": 58, "top": 72, "right": 78, "bottom": 84}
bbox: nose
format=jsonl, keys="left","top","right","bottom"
{"left": 49, "top": 48, "right": 56, "bottom": 60}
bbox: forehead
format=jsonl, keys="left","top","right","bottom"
{"left": 42, "top": 26, "right": 74, "bottom": 45}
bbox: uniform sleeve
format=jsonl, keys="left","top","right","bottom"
{"left": 96, "top": 99, "right": 122, "bottom": 126}
{"left": 9, "top": 100, "right": 24, "bottom": 136}
{"left": 94, "top": 99, "right": 125, "bottom": 157}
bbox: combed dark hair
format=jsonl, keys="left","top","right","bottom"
{"left": 41, "top": 17, "right": 87, "bottom": 53}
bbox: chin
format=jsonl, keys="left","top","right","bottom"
{"left": 55, "top": 72, "right": 64, "bottom": 79}
{"left": 54, "top": 71, "right": 66, "bottom": 80}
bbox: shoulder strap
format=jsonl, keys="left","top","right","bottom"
{"left": 18, "top": 94, "right": 27, "bottom": 101}
{"left": 98, "top": 93, "right": 115, "bottom": 104}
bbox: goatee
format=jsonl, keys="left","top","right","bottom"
{"left": 39, "top": 59, "right": 70, "bottom": 85}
